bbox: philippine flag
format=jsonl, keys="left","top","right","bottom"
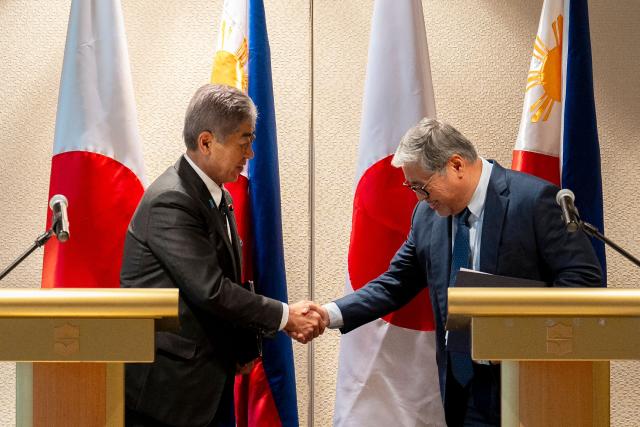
{"left": 512, "top": 0, "right": 606, "bottom": 278}
{"left": 42, "top": 0, "right": 145, "bottom": 289}
{"left": 211, "top": 1, "right": 299, "bottom": 426}
{"left": 334, "top": 1, "right": 446, "bottom": 426}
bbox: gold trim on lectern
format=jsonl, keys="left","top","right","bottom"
{"left": 0, "top": 288, "right": 178, "bottom": 318}
{"left": 448, "top": 287, "right": 640, "bottom": 319}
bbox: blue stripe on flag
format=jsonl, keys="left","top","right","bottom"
{"left": 248, "top": 0, "right": 299, "bottom": 425}
{"left": 562, "top": 0, "right": 607, "bottom": 284}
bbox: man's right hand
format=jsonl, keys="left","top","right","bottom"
{"left": 285, "top": 301, "right": 327, "bottom": 344}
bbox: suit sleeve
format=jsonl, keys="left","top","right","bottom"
{"left": 146, "top": 190, "right": 283, "bottom": 332}
{"left": 335, "top": 220, "right": 426, "bottom": 334}
{"left": 533, "top": 185, "right": 603, "bottom": 287}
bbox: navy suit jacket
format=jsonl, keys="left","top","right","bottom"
{"left": 335, "top": 161, "right": 602, "bottom": 404}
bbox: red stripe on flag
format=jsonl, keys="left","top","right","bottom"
{"left": 348, "top": 155, "right": 435, "bottom": 332}
{"left": 234, "top": 359, "right": 281, "bottom": 427}
{"left": 227, "top": 176, "right": 282, "bottom": 425}
{"left": 42, "top": 151, "right": 144, "bottom": 288}
{"left": 226, "top": 175, "right": 253, "bottom": 283}
{"left": 511, "top": 149, "right": 560, "bottom": 186}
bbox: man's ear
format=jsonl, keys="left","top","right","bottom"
{"left": 196, "top": 130, "right": 215, "bottom": 154}
{"left": 449, "top": 154, "right": 464, "bottom": 176}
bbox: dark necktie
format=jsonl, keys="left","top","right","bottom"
{"left": 450, "top": 208, "right": 471, "bottom": 285}
{"left": 448, "top": 208, "right": 474, "bottom": 387}
{"left": 219, "top": 195, "right": 230, "bottom": 218}
{"left": 218, "top": 195, "right": 233, "bottom": 242}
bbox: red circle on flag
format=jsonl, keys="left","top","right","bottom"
{"left": 348, "top": 155, "right": 435, "bottom": 332}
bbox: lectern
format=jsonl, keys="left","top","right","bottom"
{"left": 446, "top": 287, "right": 640, "bottom": 427}
{"left": 0, "top": 288, "right": 179, "bottom": 427}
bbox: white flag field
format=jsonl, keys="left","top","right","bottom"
{"left": 334, "top": 1, "right": 445, "bottom": 426}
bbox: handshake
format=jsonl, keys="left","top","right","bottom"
{"left": 283, "top": 301, "right": 329, "bottom": 344}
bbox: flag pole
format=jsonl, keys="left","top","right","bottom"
{"left": 307, "top": 0, "right": 316, "bottom": 425}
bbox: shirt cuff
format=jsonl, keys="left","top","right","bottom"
{"left": 278, "top": 302, "right": 289, "bottom": 331}
{"left": 323, "top": 302, "right": 344, "bottom": 329}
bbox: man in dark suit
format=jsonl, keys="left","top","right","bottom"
{"left": 316, "top": 118, "right": 602, "bottom": 426}
{"left": 121, "top": 84, "right": 323, "bottom": 427}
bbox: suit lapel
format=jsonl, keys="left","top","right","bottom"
{"left": 431, "top": 214, "right": 452, "bottom": 323}
{"left": 175, "top": 157, "right": 239, "bottom": 280}
{"left": 480, "top": 161, "right": 509, "bottom": 274}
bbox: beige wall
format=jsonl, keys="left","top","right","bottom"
{"left": 1, "top": 0, "right": 639, "bottom": 425}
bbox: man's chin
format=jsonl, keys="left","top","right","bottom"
{"left": 428, "top": 202, "right": 449, "bottom": 217}
{"left": 434, "top": 207, "right": 452, "bottom": 217}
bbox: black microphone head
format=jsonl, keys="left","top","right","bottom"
{"left": 555, "top": 188, "right": 575, "bottom": 205}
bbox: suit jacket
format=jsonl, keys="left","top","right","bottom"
{"left": 120, "top": 156, "right": 283, "bottom": 427}
{"left": 335, "top": 161, "right": 601, "bottom": 414}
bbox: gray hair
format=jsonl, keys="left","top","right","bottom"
{"left": 183, "top": 84, "right": 257, "bottom": 150}
{"left": 391, "top": 118, "right": 478, "bottom": 172}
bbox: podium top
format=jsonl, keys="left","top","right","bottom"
{"left": 0, "top": 288, "right": 178, "bottom": 319}
{"left": 448, "top": 287, "right": 640, "bottom": 321}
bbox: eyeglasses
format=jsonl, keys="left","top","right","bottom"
{"left": 403, "top": 173, "right": 437, "bottom": 199}
{"left": 403, "top": 181, "right": 429, "bottom": 198}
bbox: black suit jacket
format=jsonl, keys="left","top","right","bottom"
{"left": 120, "top": 156, "right": 283, "bottom": 427}
{"left": 335, "top": 161, "right": 602, "bottom": 419}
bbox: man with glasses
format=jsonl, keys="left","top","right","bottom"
{"left": 316, "top": 118, "right": 602, "bottom": 426}
{"left": 120, "top": 84, "right": 324, "bottom": 427}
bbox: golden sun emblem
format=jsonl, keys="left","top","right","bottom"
{"left": 526, "top": 15, "right": 563, "bottom": 123}
{"left": 211, "top": 19, "right": 248, "bottom": 92}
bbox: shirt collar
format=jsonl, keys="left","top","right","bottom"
{"left": 466, "top": 157, "right": 493, "bottom": 222}
{"left": 183, "top": 153, "right": 223, "bottom": 208}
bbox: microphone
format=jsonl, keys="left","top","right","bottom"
{"left": 49, "top": 195, "right": 70, "bottom": 242}
{"left": 555, "top": 189, "right": 580, "bottom": 233}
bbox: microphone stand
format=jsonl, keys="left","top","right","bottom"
{"left": 0, "top": 229, "right": 55, "bottom": 281}
{"left": 580, "top": 221, "right": 640, "bottom": 269}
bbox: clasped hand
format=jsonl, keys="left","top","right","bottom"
{"left": 284, "top": 301, "right": 329, "bottom": 344}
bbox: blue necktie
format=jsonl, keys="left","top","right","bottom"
{"left": 448, "top": 208, "right": 474, "bottom": 387}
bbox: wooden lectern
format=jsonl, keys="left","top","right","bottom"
{"left": 446, "top": 287, "right": 640, "bottom": 427}
{"left": 0, "top": 288, "right": 178, "bottom": 427}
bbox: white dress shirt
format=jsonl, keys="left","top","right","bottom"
{"left": 324, "top": 158, "right": 493, "bottom": 330}
{"left": 183, "top": 154, "right": 289, "bottom": 331}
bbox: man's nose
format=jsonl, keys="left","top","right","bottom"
{"left": 245, "top": 144, "right": 254, "bottom": 159}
